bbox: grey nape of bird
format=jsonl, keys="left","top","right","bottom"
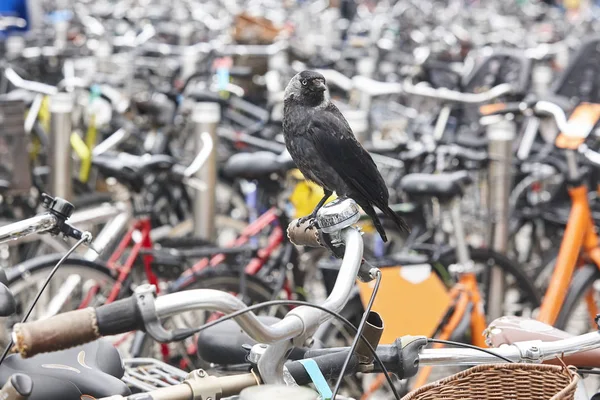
{"left": 282, "top": 70, "right": 410, "bottom": 242}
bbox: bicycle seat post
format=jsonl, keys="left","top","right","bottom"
{"left": 447, "top": 197, "right": 474, "bottom": 274}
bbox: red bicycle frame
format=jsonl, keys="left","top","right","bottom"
{"left": 105, "top": 218, "right": 158, "bottom": 303}
{"left": 176, "top": 207, "right": 292, "bottom": 298}
{"left": 98, "top": 207, "right": 289, "bottom": 303}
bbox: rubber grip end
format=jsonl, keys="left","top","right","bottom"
{"left": 13, "top": 308, "right": 100, "bottom": 358}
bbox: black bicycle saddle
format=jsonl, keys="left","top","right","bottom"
{"left": 223, "top": 151, "right": 296, "bottom": 180}
{"left": 197, "top": 316, "right": 304, "bottom": 365}
{"left": 0, "top": 339, "right": 130, "bottom": 399}
{"left": 93, "top": 152, "right": 176, "bottom": 192}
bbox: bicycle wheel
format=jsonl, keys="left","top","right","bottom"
{"left": 555, "top": 264, "right": 600, "bottom": 393}
{"left": 1, "top": 254, "right": 143, "bottom": 355}
{"left": 555, "top": 264, "right": 600, "bottom": 331}
{"left": 172, "top": 266, "right": 288, "bottom": 321}
{"left": 438, "top": 248, "right": 541, "bottom": 318}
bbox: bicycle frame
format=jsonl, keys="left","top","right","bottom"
{"left": 173, "top": 207, "right": 293, "bottom": 298}
{"left": 537, "top": 184, "right": 600, "bottom": 324}
{"left": 105, "top": 218, "right": 158, "bottom": 304}
{"left": 534, "top": 103, "right": 600, "bottom": 325}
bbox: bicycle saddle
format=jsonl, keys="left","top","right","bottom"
{"left": 223, "top": 151, "right": 296, "bottom": 181}
{"left": 197, "top": 316, "right": 303, "bottom": 365}
{"left": 0, "top": 339, "right": 130, "bottom": 399}
{"left": 187, "top": 90, "right": 229, "bottom": 106}
{"left": 400, "top": 171, "right": 472, "bottom": 200}
{"left": 131, "top": 95, "right": 175, "bottom": 127}
{"left": 486, "top": 316, "right": 600, "bottom": 368}
{"left": 93, "top": 152, "right": 176, "bottom": 191}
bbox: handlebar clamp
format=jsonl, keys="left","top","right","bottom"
{"left": 135, "top": 284, "right": 174, "bottom": 343}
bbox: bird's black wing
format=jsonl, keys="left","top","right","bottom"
{"left": 307, "top": 106, "right": 389, "bottom": 206}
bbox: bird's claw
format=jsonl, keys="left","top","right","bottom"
{"left": 297, "top": 214, "right": 317, "bottom": 229}
{"left": 304, "top": 218, "right": 318, "bottom": 232}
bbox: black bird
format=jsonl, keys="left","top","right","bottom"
{"left": 282, "top": 70, "right": 409, "bottom": 242}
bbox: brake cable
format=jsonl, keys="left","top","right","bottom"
{"left": 0, "top": 234, "right": 91, "bottom": 367}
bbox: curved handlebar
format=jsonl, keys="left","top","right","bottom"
{"left": 534, "top": 101, "right": 570, "bottom": 133}
{"left": 403, "top": 81, "right": 514, "bottom": 104}
{"left": 4, "top": 68, "right": 58, "bottom": 96}
{"left": 12, "top": 222, "right": 364, "bottom": 358}
{"left": 578, "top": 144, "right": 600, "bottom": 167}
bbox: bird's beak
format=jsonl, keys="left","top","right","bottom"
{"left": 311, "top": 79, "right": 327, "bottom": 92}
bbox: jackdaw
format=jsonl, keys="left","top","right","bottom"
{"left": 282, "top": 70, "right": 409, "bottom": 242}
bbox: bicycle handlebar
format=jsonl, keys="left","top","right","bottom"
{"left": 403, "top": 81, "right": 514, "bottom": 104}
{"left": 4, "top": 68, "right": 58, "bottom": 96}
{"left": 0, "top": 195, "right": 91, "bottom": 247}
{"left": 0, "top": 214, "right": 58, "bottom": 245}
{"left": 480, "top": 98, "right": 600, "bottom": 165}
{"left": 13, "top": 199, "right": 364, "bottom": 360}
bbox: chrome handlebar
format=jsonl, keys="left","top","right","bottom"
{"left": 529, "top": 100, "right": 600, "bottom": 166}
{"left": 152, "top": 201, "right": 363, "bottom": 339}
{"left": 4, "top": 68, "right": 58, "bottom": 96}
{"left": 534, "top": 100, "right": 570, "bottom": 133}
{"left": 141, "top": 198, "right": 364, "bottom": 384}
{"left": 419, "top": 330, "right": 600, "bottom": 367}
{"left": 0, "top": 214, "right": 59, "bottom": 245}
{"left": 0, "top": 195, "right": 92, "bottom": 245}
{"left": 316, "top": 70, "right": 514, "bottom": 104}
{"left": 402, "top": 81, "right": 514, "bottom": 104}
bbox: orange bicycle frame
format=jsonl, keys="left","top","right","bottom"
{"left": 537, "top": 184, "right": 600, "bottom": 324}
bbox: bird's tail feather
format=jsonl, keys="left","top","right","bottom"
{"left": 362, "top": 204, "right": 388, "bottom": 242}
{"left": 381, "top": 205, "right": 410, "bottom": 234}
{"left": 372, "top": 215, "right": 388, "bottom": 243}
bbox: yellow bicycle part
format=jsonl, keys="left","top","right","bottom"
{"left": 28, "top": 96, "right": 51, "bottom": 161}
{"left": 287, "top": 169, "right": 376, "bottom": 233}
{"left": 70, "top": 132, "right": 92, "bottom": 183}
{"left": 76, "top": 115, "right": 99, "bottom": 183}
{"left": 288, "top": 169, "right": 335, "bottom": 219}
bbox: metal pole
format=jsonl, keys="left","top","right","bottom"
{"left": 49, "top": 92, "right": 74, "bottom": 200}
{"left": 486, "top": 117, "right": 516, "bottom": 321}
{"left": 192, "top": 102, "right": 220, "bottom": 240}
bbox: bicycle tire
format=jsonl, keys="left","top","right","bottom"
{"left": 555, "top": 264, "right": 600, "bottom": 330}
{"left": 438, "top": 248, "right": 542, "bottom": 311}
{"left": 5, "top": 254, "right": 116, "bottom": 285}
{"left": 2, "top": 254, "right": 121, "bottom": 345}
{"left": 173, "top": 266, "right": 287, "bottom": 318}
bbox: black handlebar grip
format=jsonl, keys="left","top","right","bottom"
{"left": 13, "top": 308, "right": 100, "bottom": 358}
{"left": 286, "top": 352, "right": 359, "bottom": 385}
{"left": 95, "top": 296, "right": 144, "bottom": 336}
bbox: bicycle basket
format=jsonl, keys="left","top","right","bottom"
{"left": 402, "top": 363, "right": 579, "bottom": 400}
{"left": 122, "top": 358, "right": 188, "bottom": 392}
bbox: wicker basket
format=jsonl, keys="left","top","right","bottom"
{"left": 402, "top": 364, "right": 579, "bottom": 400}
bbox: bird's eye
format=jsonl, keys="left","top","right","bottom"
{"left": 301, "top": 79, "right": 308, "bottom": 86}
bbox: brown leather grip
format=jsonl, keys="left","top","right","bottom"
{"left": 13, "top": 308, "right": 100, "bottom": 358}
{"left": 287, "top": 219, "right": 322, "bottom": 248}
